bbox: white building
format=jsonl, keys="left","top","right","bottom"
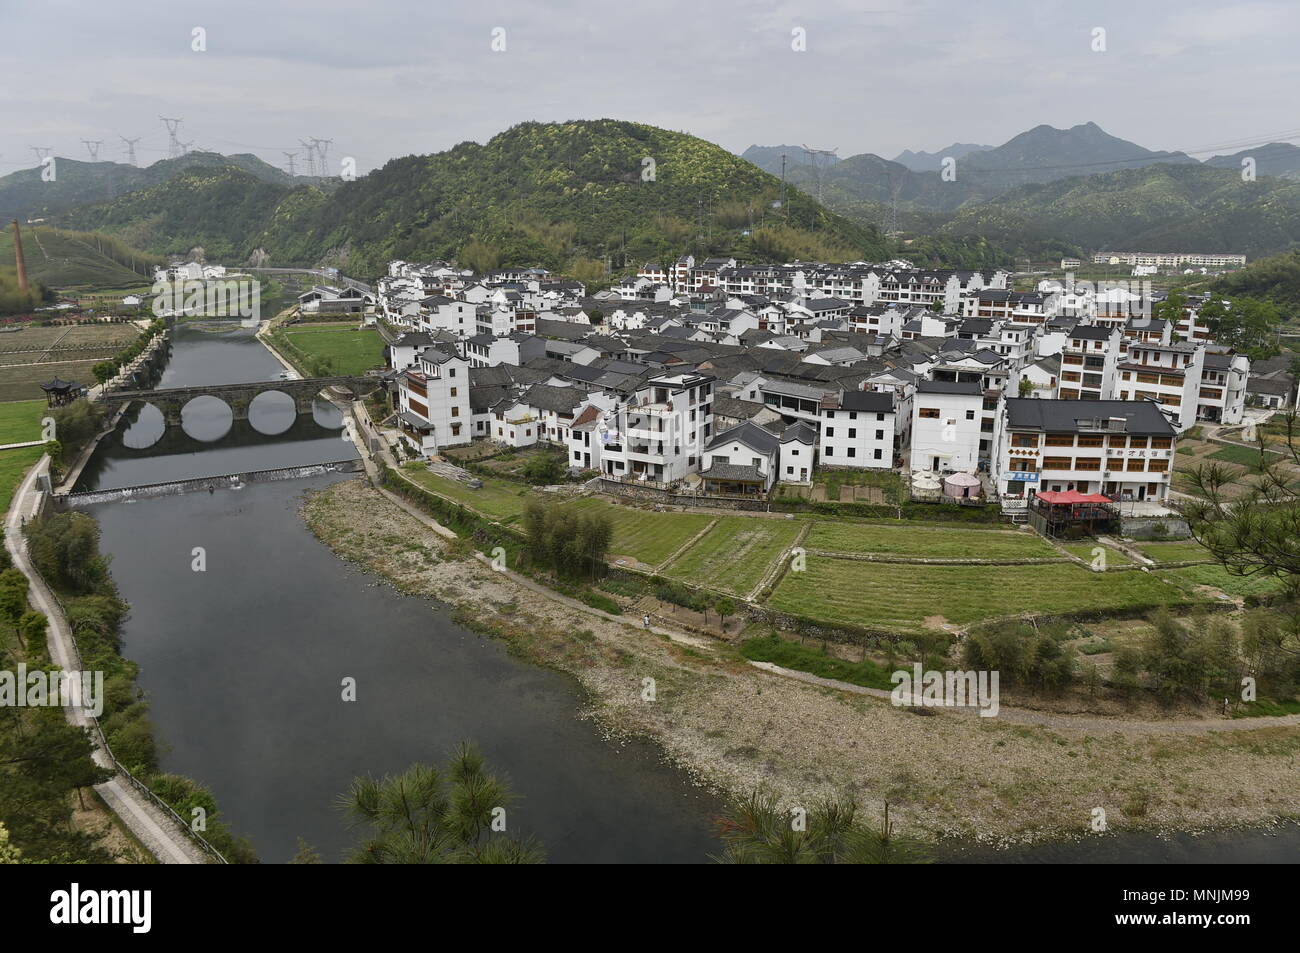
{"left": 394, "top": 345, "right": 472, "bottom": 455}
{"left": 910, "top": 380, "right": 985, "bottom": 473}
{"left": 820, "top": 390, "right": 896, "bottom": 470}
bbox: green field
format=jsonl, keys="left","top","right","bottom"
{"left": 1137, "top": 540, "right": 1215, "bottom": 564}
{"left": 562, "top": 497, "right": 714, "bottom": 567}
{"left": 1158, "top": 564, "right": 1284, "bottom": 599}
{"left": 0, "top": 447, "right": 42, "bottom": 514}
{"left": 0, "top": 400, "right": 45, "bottom": 444}
{"left": 803, "top": 520, "right": 1056, "bottom": 560}
{"left": 399, "top": 468, "right": 532, "bottom": 523}
{"left": 664, "top": 516, "right": 803, "bottom": 595}
{"left": 1208, "top": 443, "right": 1271, "bottom": 470}
{"left": 282, "top": 325, "right": 385, "bottom": 375}
{"left": 0, "top": 322, "right": 142, "bottom": 401}
{"left": 0, "top": 227, "right": 159, "bottom": 292}
{"left": 767, "top": 559, "right": 1192, "bottom": 632}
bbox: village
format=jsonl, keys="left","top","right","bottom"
{"left": 301, "top": 254, "right": 1295, "bottom": 542}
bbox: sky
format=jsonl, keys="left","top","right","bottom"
{"left": 2, "top": 0, "right": 1298, "bottom": 176}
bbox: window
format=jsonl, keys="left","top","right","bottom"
{"left": 877, "top": 413, "right": 885, "bottom": 421}
{"left": 450, "top": 387, "right": 457, "bottom": 396}
{"left": 752, "top": 457, "right": 762, "bottom": 467}
{"left": 849, "top": 412, "right": 857, "bottom": 420}
{"left": 1126, "top": 458, "right": 1146, "bottom": 471}
{"left": 1011, "top": 433, "right": 1037, "bottom": 448}
{"left": 965, "top": 410, "right": 975, "bottom": 420}
{"left": 1130, "top": 436, "right": 1149, "bottom": 448}
{"left": 1076, "top": 434, "right": 1104, "bottom": 447}
{"left": 825, "top": 447, "right": 833, "bottom": 456}
{"left": 451, "top": 423, "right": 461, "bottom": 436}
{"left": 825, "top": 428, "right": 835, "bottom": 437}
{"left": 825, "top": 411, "right": 835, "bottom": 419}
{"left": 873, "top": 448, "right": 882, "bottom": 460}
{"left": 1042, "top": 456, "right": 1072, "bottom": 470}
{"left": 1074, "top": 458, "right": 1101, "bottom": 471}
{"left": 848, "top": 428, "right": 857, "bottom": 438}
{"left": 451, "top": 407, "right": 459, "bottom": 417}
{"left": 1147, "top": 459, "right": 1169, "bottom": 473}
{"left": 875, "top": 430, "right": 884, "bottom": 440}
{"left": 847, "top": 447, "right": 856, "bottom": 457}
{"left": 787, "top": 466, "right": 794, "bottom": 474}
{"left": 919, "top": 408, "right": 940, "bottom": 418}
{"left": 449, "top": 369, "right": 456, "bottom": 378}
{"left": 1045, "top": 434, "right": 1074, "bottom": 446}
{"left": 791, "top": 449, "right": 799, "bottom": 456}
{"left": 1151, "top": 437, "right": 1172, "bottom": 449}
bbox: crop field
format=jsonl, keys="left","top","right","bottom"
{"left": 399, "top": 467, "right": 531, "bottom": 523}
{"left": 767, "top": 558, "right": 1193, "bottom": 632}
{"left": 1137, "top": 539, "right": 1215, "bottom": 564}
{"left": 803, "top": 520, "right": 1057, "bottom": 560}
{"left": 1158, "top": 564, "right": 1284, "bottom": 599}
{"left": 282, "top": 325, "right": 385, "bottom": 375}
{"left": 664, "top": 516, "right": 803, "bottom": 595}
{"left": 562, "top": 497, "right": 714, "bottom": 568}
{"left": 0, "top": 323, "right": 142, "bottom": 402}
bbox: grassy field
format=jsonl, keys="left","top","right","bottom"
{"left": 563, "top": 497, "right": 715, "bottom": 567}
{"left": 399, "top": 467, "right": 532, "bottom": 523}
{"left": 1208, "top": 443, "right": 1271, "bottom": 470}
{"left": 0, "top": 359, "right": 103, "bottom": 403}
{"left": 282, "top": 325, "right": 385, "bottom": 375}
{"left": 803, "top": 520, "right": 1056, "bottom": 559}
{"left": 0, "top": 447, "right": 42, "bottom": 514}
{"left": 1137, "top": 539, "right": 1215, "bottom": 564}
{"left": 0, "top": 323, "right": 141, "bottom": 402}
{"left": 664, "top": 516, "right": 803, "bottom": 595}
{"left": 767, "top": 559, "right": 1193, "bottom": 632}
{"left": 0, "top": 399, "right": 45, "bottom": 444}
{"left": 1158, "top": 564, "right": 1284, "bottom": 599}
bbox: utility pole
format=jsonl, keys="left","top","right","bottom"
{"left": 120, "top": 136, "right": 141, "bottom": 166}
{"left": 81, "top": 139, "right": 104, "bottom": 161}
{"left": 160, "top": 117, "right": 184, "bottom": 158}
{"left": 283, "top": 152, "right": 298, "bottom": 177}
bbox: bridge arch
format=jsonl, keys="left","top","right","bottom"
{"left": 248, "top": 390, "right": 296, "bottom": 436}
{"left": 119, "top": 402, "right": 167, "bottom": 450}
{"left": 180, "top": 395, "right": 234, "bottom": 443}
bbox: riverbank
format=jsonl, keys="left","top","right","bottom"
{"left": 301, "top": 476, "right": 1300, "bottom": 846}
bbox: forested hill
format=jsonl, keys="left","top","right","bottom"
{"left": 57, "top": 120, "right": 887, "bottom": 277}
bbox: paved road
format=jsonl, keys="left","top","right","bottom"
{"left": 4, "top": 457, "right": 208, "bottom": 863}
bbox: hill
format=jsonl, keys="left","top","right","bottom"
{"left": 62, "top": 120, "right": 886, "bottom": 275}
{"left": 1204, "top": 143, "right": 1300, "bottom": 180}
{"left": 939, "top": 164, "right": 1300, "bottom": 259}
{"left": 1212, "top": 251, "right": 1300, "bottom": 310}
{"left": 739, "top": 144, "right": 841, "bottom": 176}
{"left": 0, "top": 225, "right": 162, "bottom": 293}
{"left": 0, "top": 152, "right": 326, "bottom": 224}
{"left": 892, "top": 143, "right": 991, "bottom": 173}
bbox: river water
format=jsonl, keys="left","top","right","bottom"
{"left": 76, "top": 321, "right": 1296, "bottom": 864}
{"left": 79, "top": 321, "right": 724, "bottom": 863}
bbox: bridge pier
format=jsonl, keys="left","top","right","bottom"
{"left": 294, "top": 394, "right": 317, "bottom": 416}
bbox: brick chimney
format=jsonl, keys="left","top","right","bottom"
{"left": 11, "top": 220, "right": 28, "bottom": 292}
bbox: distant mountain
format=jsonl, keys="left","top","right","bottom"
{"left": 58, "top": 120, "right": 884, "bottom": 274}
{"left": 0, "top": 152, "right": 325, "bottom": 225}
{"left": 740, "top": 144, "right": 841, "bottom": 177}
{"left": 1204, "top": 143, "right": 1300, "bottom": 179}
{"left": 892, "top": 143, "right": 991, "bottom": 173}
{"left": 955, "top": 122, "right": 1196, "bottom": 191}
{"left": 940, "top": 163, "right": 1300, "bottom": 260}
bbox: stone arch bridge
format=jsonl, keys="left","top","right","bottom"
{"left": 97, "top": 376, "right": 379, "bottom": 426}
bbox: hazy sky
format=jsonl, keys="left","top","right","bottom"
{"left": 2, "top": 0, "right": 1298, "bottom": 176}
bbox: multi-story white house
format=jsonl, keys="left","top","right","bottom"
{"left": 1057, "top": 325, "right": 1121, "bottom": 401}
{"left": 597, "top": 373, "right": 714, "bottom": 484}
{"left": 700, "top": 421, "right": 780, "bottom": 495}
{"left": 1115, "top": 341, "right": 1202, "bottom": 432}
{"left": 992, "top": 398, "right": 1177, "bottom": 504}
{"left": 820, "top": 390, "right": 896, "bottom": 469}
{"left": 910, "top": 380, "right": 985, "bottom": 473}
{"left": 394, "top": 345, "right": 472, "bottom": 456}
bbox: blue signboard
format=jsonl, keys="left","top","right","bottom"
{"left": 1007, "top": 472, "right": 1040, "bottom": 482}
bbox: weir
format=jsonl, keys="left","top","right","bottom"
{"left": 60, "top": 460, "right": 364, "bottom": 508}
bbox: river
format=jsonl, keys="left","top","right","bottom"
{"left": 78, "top": 321, "right": 724, "bottom": 863}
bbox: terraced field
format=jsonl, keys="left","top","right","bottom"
{"left": 1158, "top": 564, "right": 1284, "bottom": 600}
{"left": 1059, "top": 541, "right": 1137, "bottom": 567}
{"left": 803, "top": 520, "right": 1057, "bottom": 560}
{"left": 767, "top": 559, "right": 1193, "bottom": 632}
{"left": 1137, "top": 539, "right": 1215, "bottom": 564}
{"left": 664, "top": 516, "right": 803, "bottom": 595}
{"left": 562, "top": 497, "right": 714, "bottom": 567}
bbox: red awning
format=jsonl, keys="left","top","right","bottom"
{"left": 1036, "top": 490, "right": 1112, "bottom": 504}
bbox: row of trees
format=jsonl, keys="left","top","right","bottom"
{"left": 520, "top": 501, "right": 613, "bottom": 580}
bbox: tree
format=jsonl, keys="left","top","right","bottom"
{"left": 521, "top": 450, "right": 565, "bottom": 485}
{"left": 713, "top": 791, "right": 930, "bottom": 864}
{"left": 1018, "top": 376, "right": 1034, "bottom": 397}
{"left": 341, "top": 742, "right": 544, "bottom": 864}
{"left": 714, "top": 597, "right": 737, "bottom": 631}
{"left": 0, "top": 822, "right": 21, "bottom": 864}
{"left": 289, "top": 838, "right": 322, "bottom": 864}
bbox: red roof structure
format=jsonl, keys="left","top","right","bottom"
{"left": 1035, "top": 490, "right": 1111, "bottom": 505}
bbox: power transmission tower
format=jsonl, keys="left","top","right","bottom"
{"left": 120, "top": 136, "right": 141, "bottom": 166}
{"left": 160, "top": 117, "right": 184, "bottom": 158}
{"left": 779, "top": 152, "right": 788, "bottom": 222}
{"left": 801, "top": 144, "right": 838, "bottom": 226}
{"left": 299, "top": 139, "right": 318, "bottom": 177}
{"left": 179, "top": 140, "right": 195, "bottom": 155}
{"left": 81, "top": 139, "right": 104, "bottom": 161}
{"left": 311, "top": 137, "right": 333, "bottom": 176}
{"left": 283, "top": 152, "right": 298, "bottom": 177}
{"left": 30, "top": 146, "right": 52, "bottom": 163}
